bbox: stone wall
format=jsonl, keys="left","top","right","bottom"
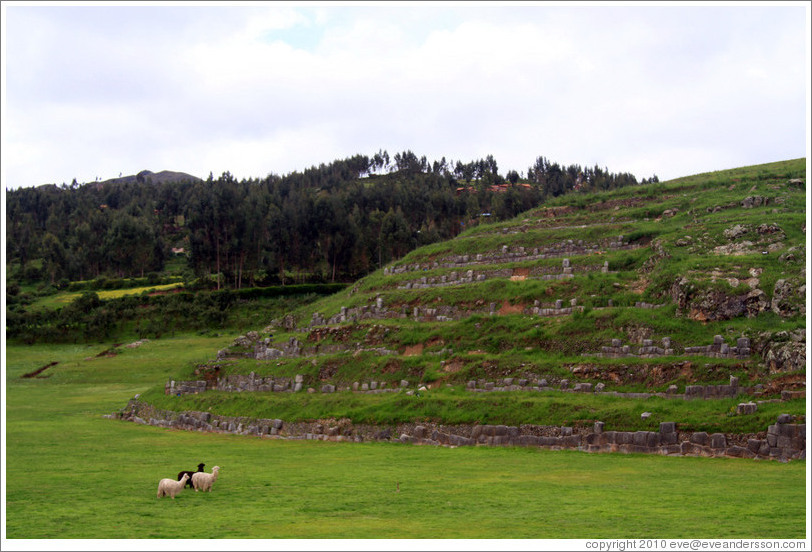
{"left": 463, "top": 375, "right": 761, "bottom": 401}
{"left": 393, "top": 259, "right": 594, "bottom": 291}
{"left": 165, "top": 380, "right": 206, "bottom": 396}
{"left": 591, "top": 336, "right": 751, "bottom": 360}
{"left": 166, "top": 375, "right": 416, "bottom": 396}
{"left": 383, "top": 237, "right": 638, "bottom": 275}
{"left": 112, "top": 400, "right": 805, "bottom": 462}
{"left": 167, "top": 371, "right": 766, "bottom": 401}
{"left": 684, "top": 335, "right": 751, "bottom": 359}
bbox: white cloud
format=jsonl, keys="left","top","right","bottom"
{"left": 2, "top": 2, "right": 809, "bottom": 188}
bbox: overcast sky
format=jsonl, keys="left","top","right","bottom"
{"left": 2, "top": 1, "right": 809, "bottom": 189}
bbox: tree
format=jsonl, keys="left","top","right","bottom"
{"left": 104, "top": 214, "right": 160, "bottom": 277}
{"left": 41, "top": 232, "right": 67, "bottom": 285}
{"left": 379, "top": 207, "right": 412, "bottom": 263}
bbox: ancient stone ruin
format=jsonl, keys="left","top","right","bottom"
{"left": 113, "top": 399, "right": 805, "bottom": 462}
{"left": 383, "top": 236, "right": 637, "bottom": 276}
{"left": 591, "top": 335, "right": 751, "bottom": 360}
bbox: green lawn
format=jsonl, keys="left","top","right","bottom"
{"left": 4, "top": 337, "right": 808, "bottom": 539}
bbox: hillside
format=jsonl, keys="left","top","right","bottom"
{"left": 95, "top": 169, "right": 202, "bottom": 187}
{"left": 5, "top": 151, "right": 644, "bottom": 287}
{"left": 122, "top": 159, "right": 806, "bottom": 457}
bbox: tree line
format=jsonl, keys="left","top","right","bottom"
{"left": 5, "top": 150, "right": 655, "bottom": 288}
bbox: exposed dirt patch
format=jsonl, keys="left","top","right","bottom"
{"left": 403, "top": 343, "right": 424, "bottom": 356}
{"left": 427, "top": 337, "right": 445, "bottom": 348}
{"left": 630, "top": 277, "right": 650, "bottom": 295}
{"left": 85, "top": 344, "right": 123, "bottom": 360}
{"left": 21, "top": 361, "right": 58, "bottom": 378}
{"left": 318, "top": 360, "right": 342, "bottom": 381}
{"left": 539, "top": 206, "right": 576, "bottom": 218}
{"left": 381, "top": 359, "right": 402, "bottom": 374}
{"left": 762, "top": 374, "right": 807, "bottom": 395}
{"left": 498, "top": 300, "right": 525, "bottom": 315}
{"left": 441, "top": 358, "right": 465, "bottom": 373}
{"left": 194, "top": 364, "right": 221, "bottom": 388}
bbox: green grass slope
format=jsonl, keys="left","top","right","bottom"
{"left": 134, "top": 159, "right": 806, "bottom": 432}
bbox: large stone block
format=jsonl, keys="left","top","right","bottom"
{"left": 517, "top": 435, "right": 540, "bottom": 446}
{"left": 710, "top": 433, "right": 727, "bottom": 449}
{"left": 776, "top": 435, "right": 792, "bottom": 449}
{"left": 725, "top": 446, "right": 755, "bottom": 458}
{"left": 685, "top": 385, "right": 704, "bottom": 398}
{"left": 562, "top": 435, "right": 581, "bottom": 448}
{"left": 660, "top": 432, "right": 678, "bottom": 445}
{"left": 736, "top": 402, "right": 757, "bottom": 415}
{"left": 690, "top": 432, "right": 709, "bottom": 445}
{"left": 778, "top": 423, "right": 797, "bottom": 437}
{"left": 777, "top": 414, "right": 793, "bottom": 424}
{"left": 681, "top": 441, "right": 708, "bottom": 456}
{"left": 616, "top": 432, "right": 634, "bottom": 445}
{"left": 659, "top": 422, "right": 676, "bottom": 434}
{"left": 633, "top": 431, "right": 648, "bottom": 446}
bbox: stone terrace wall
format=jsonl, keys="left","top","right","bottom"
{"left": 384, "top": 237, "right": 638, "bottom": 276}
{"left": 590, "top": 336, "right": 752, "bottom": 360}
{"left": 393, "top": 259, "right": 602, "bottom": 290}
{"left": 112, "top": 400, "right": 805, "bottom": 462}
{"left": 168, "top": 372, "right": 762, "bottom": 401}
{"left": 685, "top": 335, "right": 752, "bottom": 359}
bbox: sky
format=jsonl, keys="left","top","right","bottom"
{"left": 1, "top": 1, "right": 810, "bottom": 189}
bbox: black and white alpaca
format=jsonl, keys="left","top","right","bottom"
{"left": 177, "top": 463, "right": 205, "bottom": 489}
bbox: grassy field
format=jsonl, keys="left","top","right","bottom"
{"left": 25, "top": 283, "right": 184, "bottom": 310}
{"left": 4, "top": 337, "right": 808, "bottom": 540}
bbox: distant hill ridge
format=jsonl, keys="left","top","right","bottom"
{"left": 96, "top": 170, "right": 202, "bottom": 187}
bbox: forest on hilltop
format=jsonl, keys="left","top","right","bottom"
{"left": 5, "top": 150, "right": 649, "bottom": 289}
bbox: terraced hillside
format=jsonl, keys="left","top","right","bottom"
{"left": 123, "top": 159, "right": 806, "bottom": 459}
